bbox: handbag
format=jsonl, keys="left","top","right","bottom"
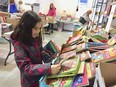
{"left": 79, "top": 17, "right": 87, "bottom": 24}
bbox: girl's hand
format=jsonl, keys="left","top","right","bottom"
{"left": 51, "top": 64, "right": 61, "bottom": 75}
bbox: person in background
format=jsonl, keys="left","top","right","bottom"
{"left": 46, "top": 3, "right": 56, "bottom": 33}
{"left": 10, "top": 11, "right": 61, "bottom": 87}
{"left": 79, "top": 9, "right": 92, "bottom": 25}
{"left": 9, "top": 0, "right": 18, "bottom": 13}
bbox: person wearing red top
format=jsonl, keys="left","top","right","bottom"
{"left": 10, "top": 11, "right": 61, "bottom": 87}
{"left": 46, "top": 3, "right": 56, "bottom": 33}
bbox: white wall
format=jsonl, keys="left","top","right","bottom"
{"left": 76, "top": 0, "right": 94, "bottom": 18}
{"left": 53, "top": 0, "right": 77, "bottom": 17}
{"left": 15, "top": 0, "right": 93, "bottom": 18}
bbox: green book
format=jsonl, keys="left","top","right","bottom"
{"left": 46, "top": 77, "right": 74, "bottom": 87}
{"left": 47, "top": 57, "right": 81, "bottom": 78}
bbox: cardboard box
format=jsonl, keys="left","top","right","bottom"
{"left": 6, "top": 18, "right": 20, "bottom": 29}
{"left": 46, "top": 16, "right": 56, "bottom": 24}
{"left": 100, "top": 62, "right": 116, "bottom": 87}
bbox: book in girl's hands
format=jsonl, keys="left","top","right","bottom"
{"left": 77, "top": 51, "right": 91, "bottom": 61}
{"left": 71, "top": 65, "right": 89, "bottom": 87}
{"left": 42, "top": 40, "right": 60, "bottom": 63}
{"left": 46, "top": 77, "right": 74, "bottom": 87}
{"left": 47, "top": 57, "right": 81, "bottom": 78}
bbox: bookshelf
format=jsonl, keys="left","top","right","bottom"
{"left": 105, "top": 1, "right": 116, "bottom": 32}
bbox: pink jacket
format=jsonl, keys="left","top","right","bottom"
{"left": 47, "top": 8, "right": 56, "bottom": 17}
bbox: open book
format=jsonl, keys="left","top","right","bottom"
{"left": 47, "top": 57, "right": 81, "bottom": 78}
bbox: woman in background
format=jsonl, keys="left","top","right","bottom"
{"left": 79, "top": 9, "right": 92, "bottom": 25}
{"left": 10, "top": 11, "right": 61, "bottom": 87}
{"left": 46, "top": 3, "right": 56, "bottom": 33}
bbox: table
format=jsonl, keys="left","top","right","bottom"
{"left": 56, "top": 19, "right": 76, "bottom": 31}
{"left": 2, "top": 31, "right": 14, "bottom": 66}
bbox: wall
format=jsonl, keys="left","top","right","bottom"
{"left": 53, "top": 0, "right": 77, "bottom": 17}
{"left": 14, "top": 0, "right": 93, "bottom": 18}
{"left": 15, "top": 0, "right": 53, "bottom": 14}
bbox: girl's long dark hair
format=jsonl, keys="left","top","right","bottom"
{"left": 12, "top": 11, "right": 42, "bottom": 45}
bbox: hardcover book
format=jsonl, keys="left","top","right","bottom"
{"left": 42, "top": 40, "right": 60, "bottom": 63}
{"left": 47, "top": 57, "right": 81, "bottom": 78}
{"left": 46, "top": 77, "right": 74, "bottom": 87}
{"left": 86, "top": 62, "right": 96, "bottom": 79}
{"left": 67, "top": 34, "right": 82, "bottom": 45}
{"left": 91, "top": 47, "right": 116, "bottom": 63}
{"left": 77, "top": 51, "right": 91, "bottom": 61}
{"left": 59, "top": 50, "right": 76, "bottom": 59}
{"left": 71, "top": 65, "right": 89, "bottom": 87}
{"left": 61, "top": 44, "right": 77, "bottom": 53}
{"left": 76, "top": 42, "right": 87, "bottom": 52}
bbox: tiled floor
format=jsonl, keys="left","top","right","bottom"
{"left": 0, "top": 30, "right": 72, "bottom": 87}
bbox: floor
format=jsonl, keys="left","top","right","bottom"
{"left": 0, "top": 30, "right": 72, "bottom": 87}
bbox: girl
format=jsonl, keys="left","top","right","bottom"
{"left": 10, "top": 11, "right": 61, "bottom": 87}
{"left": 46, "top": 3, "right": 56, "bottom": 33}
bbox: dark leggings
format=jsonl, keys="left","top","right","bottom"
{"left": 47, "top": 23, "right": 54, "bottom": 31}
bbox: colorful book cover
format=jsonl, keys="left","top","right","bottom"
{"left": 76, "top": 43, "right": 87, "bottom": 52}
{"left": 61, "top": 44, "right": 77, "bottom": 53}
{"left": 46, "top": 77, "right": 74, "bottom": 87}
{"left": 47, "top": 57, "right": 81, "bottom": 78}
{"left": 67, "top": 34, "right": 82, "bottom": 45}
{"left": 42, "top": 40, "right": 60, "bottom": 62}
{"left": 71, "top": 65, "right": 89, "bottom": 87}
{"left": 77, "top": 61, "right": 85, "bottom": 74}
{"left": 60, "top": 50, "right": 76, "bottom": 59}
{"left": 77, "top": 51, "right": 91, "bottom": 61}
{"left": 86, "top": 62, "right": 96, "bottom": 79}
{"left": 107, "top": 36, "right": 116, "bottom": 46}
{"left": 91, "top": 47, "right": 116, "bottom": 63}
{"left": 91, "top": 51, "right": 104, "bottom": 63}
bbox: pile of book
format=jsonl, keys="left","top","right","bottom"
{"left": 42, "top": 29, "right": 116, "bottom": 87}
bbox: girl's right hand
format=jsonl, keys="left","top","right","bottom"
{"left": 51, "top": 64, "right": 61, "bottom": 75}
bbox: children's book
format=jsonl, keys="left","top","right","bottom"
{"left": 76, "top": 42, "right": 87, "bottom": 52}
{"left": 47, "top": 57, "right": 81, "bottom": 78}
{"left": 67, "top": 34, "right": 82, "bottom": 45}
{"left": 59, "top": 50, "right": 76, "bottom": 59}
{"left": 107, "top": 36, "right": 116, "bottom": 46}
{"left": 61, "top": 44, "right": 77, "bottom": 53}
{"left": 42, "top": 40, "right": 60, "bottom": 63}
{"left": 46, "top": 77, "right": 74, "bottom": 87}
{"left": 77, "top": 51, "right": 91, "bottom": 61}
{"left": 91, "top": 47, "right": 116, "bottom": 63}
{"left": 86, "top": 62, "right": 96, "bottom": 79}
{"left": 71, "top": 65, "right": 89, "bottom": 87}
{"left": 77, "top": 61, "right": 85, "bottom": 74}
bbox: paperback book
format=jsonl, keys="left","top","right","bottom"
{"left": 61, "top": 44, "right": 77, "bottom": 53}
{"left": 71, "top": 65, "right": 89, "bottom": 87}
{"left": 59, "top": 50, "right": 76, "bottom": 59}
{"left": 91, "top": 47, "right": 116, "bottom": 63}
{"left": 47, "top": 57, "right": 81, "bottom": 78}
{"left": 46, "top": 77, "right": 74, "bottom": 87}
{"left": 77, "top": 51, "right": 91, "bottom": 61}
{"left": 67, "top": 34, "right": 82, "bottom": 45}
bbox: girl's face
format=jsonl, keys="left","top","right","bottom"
{"left": 32, "top": 22, "right": 42, "bottom": 38}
